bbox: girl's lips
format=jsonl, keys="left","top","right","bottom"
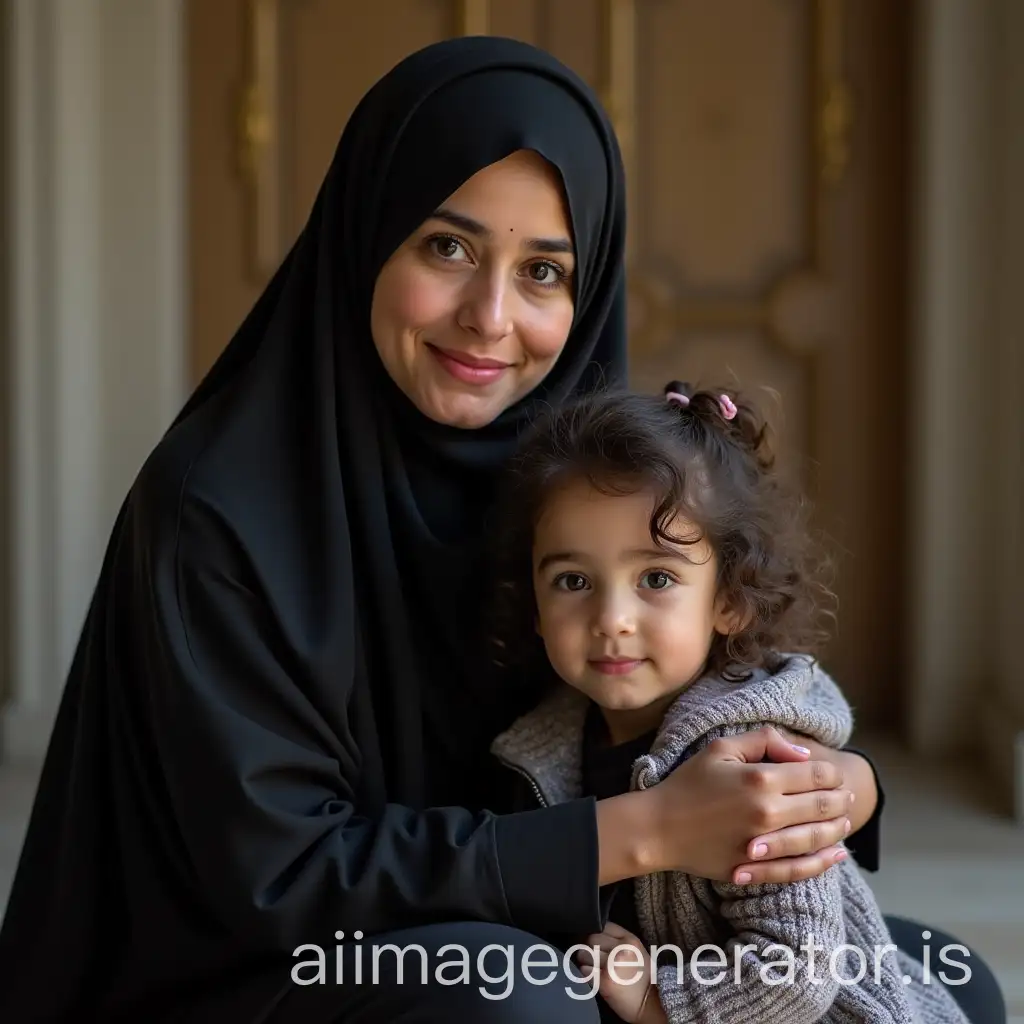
{"left": 428, "top": 344, "right": 510, "bottom": 385}
{"left": 589, "top": 658, "right": 646, "bottom": 676}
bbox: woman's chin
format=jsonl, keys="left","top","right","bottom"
{"left": 414, "top": 387, "right": 512, "bottom": 430}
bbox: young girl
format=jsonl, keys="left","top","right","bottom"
{"left": 488, "top": 383, "right": 969, "bottom": 1024}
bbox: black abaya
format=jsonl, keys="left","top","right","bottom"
{"left": 0, "top": 37, "right": 627, "bottom": 1022}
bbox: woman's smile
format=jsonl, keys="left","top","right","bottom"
{"left": 426, "top": 343, "right": 513, "bottom": 385}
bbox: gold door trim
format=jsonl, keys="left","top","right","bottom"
{"left": 601, "top": 0, "right": 637, "bottom": 260}
{"left": 457, "top": 0, "right": 490, "bottom": 36}
{"left": 236, "top": 0, "right": 492, "bottom": 282}
{"left": 236, "top": 0, "right": 284, "bottom": 283}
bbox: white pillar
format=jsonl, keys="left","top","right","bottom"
{"left": 909, "top": 0, "right": 1024, "bottom": 817}
{"left": 985, "top": 0, "right": 1024, "bottom": 820}
{"left": 907, "top": 0, "right": 996, "bottom": 753}
{"left": 2, "top": 0, "right": 186, "bottom": 763}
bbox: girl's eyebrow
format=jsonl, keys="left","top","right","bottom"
{"left": 430, "top": 207, "right": 574, "bottom": 255}
{"left": 624, "top": 546, "right": 700, "bottom": 564}
{"left": 536, "top": 547, "right": 698, "bottom": 573}
{"left": 536, "top": 551, "right": 579, "bottom": 573}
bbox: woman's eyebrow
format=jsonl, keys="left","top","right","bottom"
{"left": 431, "top": 207, "right": 573, "bottom": 255}
{"left": 432, "top": 208, "right": 489, "bottom": 237}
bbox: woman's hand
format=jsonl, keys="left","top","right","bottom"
{"left": 597, "top": 725, "right": 853, "bottom": 885}
{"left": 769, "top": 727, "right": 879, "bottom": 833}
{"left": 576, "top": 922, "right": 666, "bottom": 1023}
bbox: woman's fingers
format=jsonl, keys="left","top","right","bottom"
{"left": 737, "top": 784, "right": 852, "bottom": 839}
{"left": 711, "top": 725, "right": 806, "bottom": 765}
{"left": 744, "top": 758, "right": 846, "bottom": 796}
{"left": 757, "top": 724, "right": 819, "bottom": 764}
{"left": 733, "top": 843, "right": 848, "bottom": 885}
{"left": 745, "top": 814, "right": 851, "bottom": 861}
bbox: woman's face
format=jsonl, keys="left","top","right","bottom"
{"left": 370, "top": 150, "right": 577, "bottom": 429}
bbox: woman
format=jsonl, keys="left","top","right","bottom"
{"left": 0, "top": 36, "right": 1003, "bottom": 1024}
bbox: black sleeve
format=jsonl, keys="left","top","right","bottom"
{"left": 841, "top": 746, "right": 886, "bottom": 872}
{"left": 136, "top": 492, "right": 605, "bottom": 952}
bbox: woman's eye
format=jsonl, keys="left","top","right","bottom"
{"left": 640, "top": 571, "right": 674, "bottom": 591}
{"left": 554, "top": 573, "right": 589, "bottom": 592}
{"left": 526, "top": 261, "right": 567, "bottom": 288}
{"left": 429, "top": 235, "right": 469, "bottom": 261}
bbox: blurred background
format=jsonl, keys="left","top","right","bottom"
{"left": 1, "top": 0, "right": 1022, "bottom": 1012}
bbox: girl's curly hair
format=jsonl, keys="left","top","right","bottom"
{"left": 487, "top": 381, "right": 837, "bottom": 682}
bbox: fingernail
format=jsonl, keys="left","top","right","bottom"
{"left": 792, "top": 744, "right": 810, "bottom": 754}
{"left": 736, "top": 871, "right": 752, "bottom": 884}
{"left": 844, "top": 819, "right": 851, "bottom": 834}
{"left": 752, "top": 843, "right": 768, "bottom": 858}
{"left": 834, "top": 849, "right": 847, "bottom": 862}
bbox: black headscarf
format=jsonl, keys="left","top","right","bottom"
{"left": 171, "top": 35, "right": 628, "bottom": 801}
{"left": 0, "top": 36, "right": 626, "bottom": 1019}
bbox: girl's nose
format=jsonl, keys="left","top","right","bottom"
{"left": 591, "top": 593, "right": 637, "bottom": 637}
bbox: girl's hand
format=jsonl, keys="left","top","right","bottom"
{"left": 576, "top": 922, "right": 666, "bottom": 1023}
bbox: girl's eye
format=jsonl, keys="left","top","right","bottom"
{"left": 428, "top": 234, "right": 470, "bottom": 261}
{"left": 640, "top": 570, "right": 675, "bottom": 591}
{"left": 525, "top": 260, "right": 568, "bottom": 289}
{"left": 554, "top": 573, "right": 589, "bottom": 592}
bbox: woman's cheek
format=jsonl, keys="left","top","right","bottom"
{"left": 520, "top": 300, "right": 575, "bottom": 363}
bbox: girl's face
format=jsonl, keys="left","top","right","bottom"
{"left": 532, "top": 479, "right": 736, "bottom": 744}
{"left": 370, "top": 150, "right": 577, "bottom": 430}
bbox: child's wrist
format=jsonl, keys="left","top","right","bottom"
{"left": 638, "top": 982, "right": 668, "bottom": 1023}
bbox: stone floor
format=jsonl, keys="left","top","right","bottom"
{"left": 2, "top": 734, "right": 1022, "bottom": 1019}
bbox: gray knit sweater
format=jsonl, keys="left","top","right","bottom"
{"left": 491, "top": 655, "right": 970, "bottom": 1024}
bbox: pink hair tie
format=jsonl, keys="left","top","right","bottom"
{"left": 665, "top": 391, "right": 690, "bottom": 408}
{"left": 718, "top": 394, "right": 737, "bottom": 420}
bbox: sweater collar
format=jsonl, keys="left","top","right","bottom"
{"left": 490, "top": 654, "right": 853, "bottom": 805}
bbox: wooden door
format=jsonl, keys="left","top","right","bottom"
{"left": 187, "top": 0, "right": 911, "bottom": 732}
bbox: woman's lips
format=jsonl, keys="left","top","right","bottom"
{"left": 589, "top": 658, "right": 646, "bottom": 676}
{"left": 428, "top": 344, "right": 510, "bottom": 385}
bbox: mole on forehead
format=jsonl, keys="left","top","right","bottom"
{"left": 431, "top": 208, "right": 574, "bottom": 254}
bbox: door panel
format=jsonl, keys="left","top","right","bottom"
{"left": 287, "top": 1, "right": 459, "bottom": 232}
{"left": 187, "top": 0, "right": 910, "bottom": 729}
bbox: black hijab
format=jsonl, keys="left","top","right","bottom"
{"left": 0, "top": 36, "right": 627, "bottom": 1019}
{"left": 168, "top": 35, "right": 628, "bottom": 802}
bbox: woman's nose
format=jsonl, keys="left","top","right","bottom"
{"left": 457, "top": 273, "right": 513, "bottom": 342}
